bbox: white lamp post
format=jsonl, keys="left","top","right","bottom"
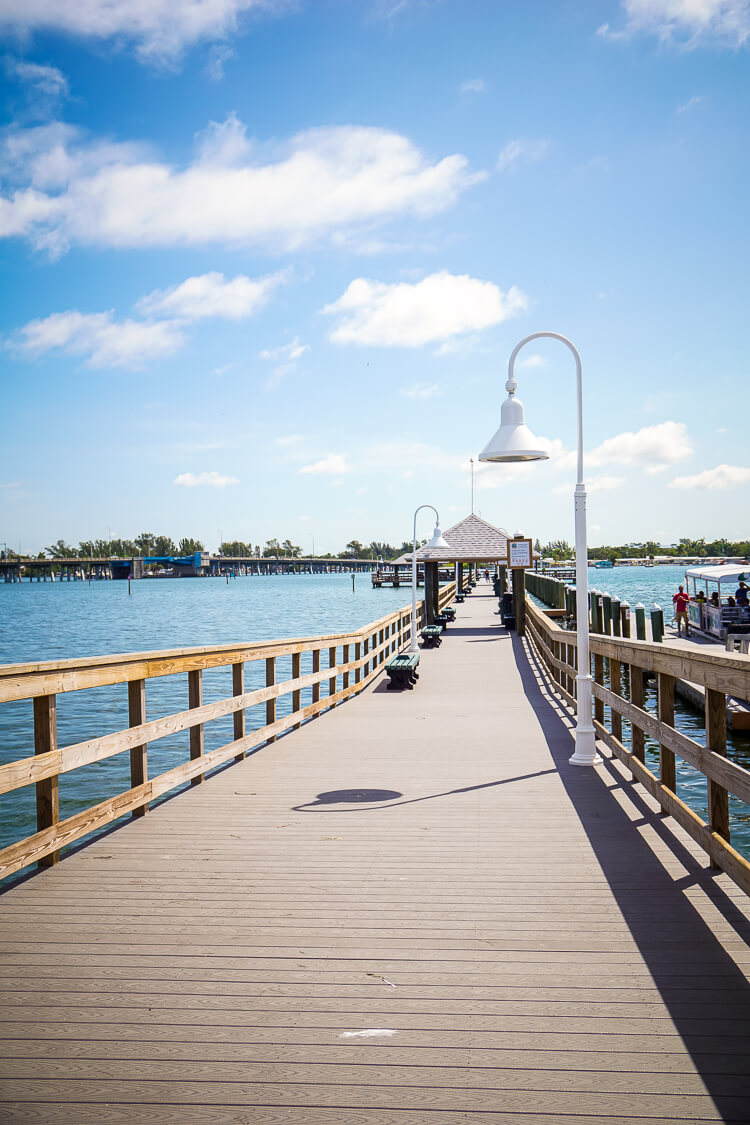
{"left": 478, "top": 331, "right": 600, "bottom": 766}
{"left": 410, "top": 505, "right": 450, "bottom": 653}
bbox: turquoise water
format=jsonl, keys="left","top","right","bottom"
{"left": 542, "top": 563, "right": 750, "bottom": 857}
{"left": 0, "top": 573, "right": 414, "bottom": 872}
{"left": 2, "top": 565, "right": 748, "bottom": 876}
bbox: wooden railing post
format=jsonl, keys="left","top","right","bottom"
{"left": 266, "top": 657, "right": 276, "bottom": 742}
{"left": 188, "top": 669, "right": 204, "bottom": 784}
{"left": 128, "top": 679, "right": 148, "bottom": 816}
{"left": 354, "top": 641, "right": 362, "bottom": 685}
{"left": 292, "top": 652, "right": 301, "bottom": 729}
{"left": 33, "top": 695, "right": 59, "bottom": 867}
{"left": 610, "top": 658, "right": 623, "bottom": 743}
{"left": 312, "top": 649, "right": 321, "bottom": 706}
{"left": 658, "top": 672, "right": 676, "bottom": 809}
{"left": 593, "top": 653, "right": 605, "bottom": 725}
{"left": 232, "top": 662, "right": 245, "bottom": 762}
{"left": 363, "top": 636, "right": 370, "bottom": 678}
{"left": 329, "top": 646, "right": 337, "bottom": 703}
{"left": 630, "top": 662, "right": 645, "bottom": 768}
{"left": 706, "top": 687, "right": 729, "bottom": 866}
{"left": 342, "top": 645, "right": 350, "bottom": 693}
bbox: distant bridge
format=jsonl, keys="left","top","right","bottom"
{"left": 0, "top": 554, "right": 380, "bottom": 582}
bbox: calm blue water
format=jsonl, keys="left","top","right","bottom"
{"left": 2, "top": 566, "right": 748, "bottom": 876}
{"left": 0, "top": 572, "right": 414, "bottom": 873}
{"left": 539, "top": 563, "right": 750, "bottom": 858}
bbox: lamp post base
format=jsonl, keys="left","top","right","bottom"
{"left": 569, "top": 735, "right": 602, "bottom": 767}
{"left": 569, "top": 673, "right": 601, "bottom": 766}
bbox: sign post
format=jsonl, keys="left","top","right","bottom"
{"left": 507, "top": 537, "right": 533, "bottom": 637}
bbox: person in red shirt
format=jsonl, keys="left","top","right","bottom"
{"left": 672, "top": 585, "right": 691, "bottom": 637}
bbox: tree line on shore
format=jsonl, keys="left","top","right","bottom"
{"left": 1, "top": 536, "right": 420, "bottom": 562}
{"left": 537, "top": 537, "right": 750, "bottom": 562}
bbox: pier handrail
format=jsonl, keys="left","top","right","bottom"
{"left": 0, "top": 583, "right": 455, "bottom": 882}
{"left": 524, "top": 596, "right": 750, "bottom": 895}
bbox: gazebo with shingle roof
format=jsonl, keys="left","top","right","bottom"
{"left": 394, "top": 514, "right": 518, "bottom": 624}
{"left": 393, "top": 513, "right": 511, "bottom": 565}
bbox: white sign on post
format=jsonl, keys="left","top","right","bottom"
{"left": 507, "top": 539, "right": 532, "bottom": 569}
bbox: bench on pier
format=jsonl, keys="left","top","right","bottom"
{"left": 421, "top": 625, "right": 443, "bottom": 647}
{"left": 385, "top": 652, "right": 420, "bottom": 689}
{"left": 440, "top": 606, "right": 456, "bottom": 621}
{"left": 435, "top": 612, "right": 451, "bottom": 629}
{"left": 455, "top": 593, "right": 465, "bottom": 603}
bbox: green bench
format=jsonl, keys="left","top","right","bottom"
{"left": 385, "top": 652, "right": 420, "bottom": 689}
{"left": 421, "top": 625, "right": 443, "bottom": 648}
{"left": 455, "top": 593, "right": 465, "bottom": 603}
{"left": 440, "top": 606, "right": 456, "bottom": 621}
{"left": 435, "top": 612, "right": 450, "bottom": 629}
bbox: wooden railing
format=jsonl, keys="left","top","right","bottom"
{"left": 0, "top": 584, "right": 455, "bottom": 882}
{"left": 524, "top": 597, "right": 750, "bottom": 895}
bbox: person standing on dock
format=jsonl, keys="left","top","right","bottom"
{"left": 672, "top": 585, "right": 690, "bottom": 638}
{"left": 736, "top": 581, "right": 749, "bottom": 607}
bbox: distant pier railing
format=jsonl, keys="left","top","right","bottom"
{"left": 524, "top": 597, "right": 750, "bottom": 895}
{"left": 0, "top": 583, "right": 456, "bottom": 882}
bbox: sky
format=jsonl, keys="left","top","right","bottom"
{"left": 1, "top": 0, "right": 749, "bottom": 556}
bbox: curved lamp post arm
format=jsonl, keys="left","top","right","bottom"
{"left": 507, "top": 331, "right": 584, "bottom": 486}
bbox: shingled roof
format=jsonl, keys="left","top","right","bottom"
{"left": 394, "top": 513, "right": 511, "bottom": 563}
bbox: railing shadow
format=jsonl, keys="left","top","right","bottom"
{"left": 512, "top": 632, "right": 750, "bottom": 1119}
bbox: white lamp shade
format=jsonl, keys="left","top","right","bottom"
{"left": 426, "top": 524, "right": 450, "bottom": 550}
{"left": 478, "top": 393, "right": 549, "bottom": 463}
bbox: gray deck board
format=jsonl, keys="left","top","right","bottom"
{"left": 1, "top": 586, "right": 750, "bottom": 1123}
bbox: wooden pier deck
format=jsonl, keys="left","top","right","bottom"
{"left": 2, "top": 587, "right": 750, "bottom": 1123}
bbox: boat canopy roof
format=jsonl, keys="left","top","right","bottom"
{"left": 684, "top": 564, "right": 750, "bottom": 586}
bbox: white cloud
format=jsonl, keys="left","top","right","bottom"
{"left": 0, "top": 0, "right": 282, "bottom": 64}
{"left": 669, "top": 464, "right": 750, "bottom": 490}
{"left": 398, "top": 381, "right": 442, "bottom": 398}
{"left": 496, "top": 139, "right": 548, "bottom": 173}
{"left": 322, "top": 271, "right": 528, "bottom": 348}
{"left": 519, "top": 353, "right": 545, "bottom": 368}
{"left": 11, "top": 309, "right": 184, "bottom": 369}
{"left": 0, "top": 116, "right": 482, "bottom": 255}
{"left": 276, "top": 434, "right": 303, "bottom": 446}
{"left": 260, "top": 335, "right": 309, "bottom": 389}
{"left": 206, "top": 43, "right": 235, "bottom": 81}
{"left": 6, "top": 59, "right": 69, "bottom": 102}
{"left": 676, "top": 95, "right": 704, "bottom": 112}
{"left": 587, "top": 421, "right": 693, "bottom": 473}
{"left": 299, "top": 454, "right": 350, "bottom": 475}
{"left": 260, "top": 337, "right": 309, "bottom": 363}
{"left": 460, "top": 78, "right": 486, "bottom": 94}
{"left": 138, "top": 270, "right": 286, "bottom": 321}
{"left": 174, "top": 471, "right": 239, "bottom": 487}
{"left": 600, "top": 0, "right": 750, "bottom": 47}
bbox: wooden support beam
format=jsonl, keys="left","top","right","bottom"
{"left": 328, "top": 646, "right": 337, "bottom": 704}
{"left": 706, "top": 686, "right": 729, "bottom": 866}
{"left": 232, "top": 662, "right": 245, "bottom": 761}
{"left": 292, "top": 652, "right": 302, "bottom": 730}
{"left": 188, "top": 669, "right": 204, "bottom": 784}
{"left": 593, "top": 654, "right": 605, "bottom": 725}
{"left": 312, "top": 649, "right": 320, "bottom": 705}
{"left": 33, "top": 695, "right": 59, "bottom": 867}
{"left": 610, "top": 658, "right": 622, "bottom": 743}
{"left": 658, "top": 672, "right": 676, "bottom": 808}
{"left": 630, "top": 662, "right": 645, "bottom": 766}
{"left": 266, "top": 657, "right": 276, "bottom": 741}
{"left": 128, "top": 678, "right": 148, "bottom": 816}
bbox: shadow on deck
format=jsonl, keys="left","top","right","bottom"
{"left": 516, "top": 633, "right": 750, "bottom": 1120}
